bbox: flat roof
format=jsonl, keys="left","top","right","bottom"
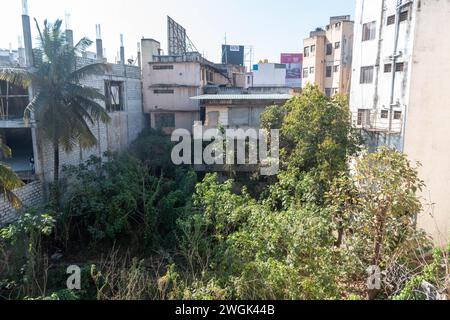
{"left": 191, "top": 94, "right": 293, "bottom": 100}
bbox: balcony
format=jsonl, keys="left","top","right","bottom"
{"left": 353, "top": 109, "right": 403, "bottom": 134}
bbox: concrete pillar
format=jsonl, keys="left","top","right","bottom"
{"left": 96, "top": 24, "right": 103, "bottom": 61}
{"left": 66, "top": 30, "right": 74, "bottom": 48}
{"left": 22, "top": 15, "right": 33, "bottom": 67}
{"left": 120, "top": 34, "right": 125, "bottom": 65}
{"left": 65, "top": 12, "right": 74, "bottom": 48}
{"left": 137, "top": 42, "right": 141, "bottom": 69}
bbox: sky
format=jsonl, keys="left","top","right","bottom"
{"left": 1, "top": 0, "right": 355, "bottom": 66}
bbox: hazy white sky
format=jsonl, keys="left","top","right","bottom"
{"left": 1, "top": 0, "right": 355, "bottom": 65}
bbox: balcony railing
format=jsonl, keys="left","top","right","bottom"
{"left": 353, "top": 109, "right": 403, "bottom": 134}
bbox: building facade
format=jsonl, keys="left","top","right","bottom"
{"left": 302, "top": 16, "right": 354, "bottom": 96}
{"left": 194, "top": 87, "right": 293, "bottom": 130}
{"left": 349, "top": 0, "right": 414, "bottom": 151}
{"left": 251, "top": 61, "right": 287, "bottom": 88}
{"left": 141, "top": 39, "right": 246, "bottom": 134}
{"left": 350, "top": 0, "right": 450, "bottom": 245}
{"left": 0, "top": 9, "right": 145, "bottom": 225}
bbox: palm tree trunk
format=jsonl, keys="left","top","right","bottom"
{"left": 53, "top": 139, "right": 60, "bottom": 208}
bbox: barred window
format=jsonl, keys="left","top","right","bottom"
{"left": 362, "top": 21, "right": 376, "bottom": 41}
{"left": 153, "top": 89, "right": 175, "bottom": 94}
{"left": 360, "top": 66, "right": 374, "bottom": 84}
{"left": 153, "top": 65, "right": 174, "bottom": 70}
{"left": 155, "top": 113, "right": 175, "bottom": 129}
{"left": 387, "top": 15, "right": 396, "bottom": 26}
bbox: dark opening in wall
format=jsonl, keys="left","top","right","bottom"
{"left": 0, "top": 128, "right": 34, "bottom": 182}
{"left": 0, "top": 80, "right": 29, "bottom": 120}
{"left": 105, "top": 80, "right": 124, "bottom": 112}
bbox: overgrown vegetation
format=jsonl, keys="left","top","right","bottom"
{"left": 1, "top": 85, "right": 448, "bottom": 301}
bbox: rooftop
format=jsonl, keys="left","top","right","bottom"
{"left": 191, "top": 94, "right": 293, "bottom": 101}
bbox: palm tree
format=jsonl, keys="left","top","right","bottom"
{"left": 0, "top": 19, "right": 111, "bottom": 206}
{"left": 0, "top": 143, "right": 24, "bottom": 209}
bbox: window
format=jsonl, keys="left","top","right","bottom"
{"left": 395, "top": 62, "right": 405, "bottom": 72}
{"left": 394, "top": 111, "right": 402, "bottom": 120}
{"left": 105, "top": 81, "right": 123, "bottom": 112}
{"left": 362, "top": 21, "right": 376, "bottom": 41}
{"left": 335, "top": 42, "right": 341, "bottom": 49}
{"left": 332, "top": 88, "right": 339, "bottom": 95}
{"left": 153, "top": 65, "right": 174, "bottom": 70}
{"left": 384, "top": 63, "right": 392, "bottom": 73}
{"left": 0, "top": 80, "right": 29, "bottom": 119}
{"left": 326, "top": 66, "right": 332, "bottom": 77}
{"left": 207, "top": 111, "right": 220, "bottom": 127}
{"left": 311, "top": 45, "right": 316, "bottom": 54}
{"left": 387, "top": 15, "right": 396, "bottom": 25}
{"left": 381, "top": 110, "right": 389, "bottom": 119}
{"left": 326, "top": 43, "right": 333, "bottom": 55}
{"left": 325, "top": 88, "right": 332, "bottom": 97}
{"left": 304, "top": 47, "right": 310, "bottom": 57}
{"left": 334, "top": 65, "right": 340, "bottom": 73}
{"left": 357, "top": 109, "right": 370, "bottom": 126}
{"left": 360, "top": 66, "right": 374, "bottom": 84}
{"left": 303, "top": 68, "right": 309, "bottom": 78}
{"left": 153, "top": 89, "right": 175, "bottom": 94}
{"left": 206, "top": 71, "right": 214, "bottom": 82}
{"left": 399, "top": 10, "right": 409, "bottom": 22}
{"left": 335, "top": 22, "right": 341, "bottom": 30}
{"left": 155, "top": 113, "right": 175, "bottom": 129}
{"left": 310, "top": 67, "right": 315, "bottom": 74}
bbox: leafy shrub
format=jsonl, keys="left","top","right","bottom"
{"left": 60, "top": 130, "right": 197, "bottom": 250}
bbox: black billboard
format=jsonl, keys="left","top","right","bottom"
{"left": 222, "top": 45, "right": 245, "bottom": 66}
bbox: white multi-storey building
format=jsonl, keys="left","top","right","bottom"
{"left": 350, "top": 0, "right": 450, "bottom": 245}
{"left": 350, "top": 0, "right": 415, "bottom": 150}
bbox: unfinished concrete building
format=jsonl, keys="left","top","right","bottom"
{"left": 0, "top": 4, "right": 145, "bottom": 224}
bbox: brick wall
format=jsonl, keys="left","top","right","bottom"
{"left": 34, "top": 69, "right": 145, "bottom": 183}
{"left": 0, "top": 181, "right": 43, "bottom": 225}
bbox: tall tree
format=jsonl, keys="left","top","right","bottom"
{"left": 0, "top": 19, "right": 111, "bottom": 206}
{"left": 262, "top": 84, "right": 361, "bottom": 208}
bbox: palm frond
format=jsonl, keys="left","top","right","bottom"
{"left": 23, "top": 92, "right": 48, "bottom": 124}
{"left": 1, "top": 188, "right": 23, "bottom": 209}
{"left": 0, "top": 143, "right": 12, "bottom": 158}
{"left": 69, "top": 63, "right": 111, "bottom": 82}
{"left": 0, "top": 68, "right": 33, "bottom": 88}
{"left": 0, "top": 163, "right": 24, "bottom": 209}
{"left": 72, "top": 95, "right": 111, "bottom": 124}
{"left": 66, "top": 83, "right": 105, "bottom": 100}
{"left": 73, "top": 37, "right": 94, "bottom": 55}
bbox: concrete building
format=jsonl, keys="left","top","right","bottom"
{"left": 0, "top": 6, "right": 145, "bottom": 224}
{"left": 251, "top": 61, "right": 287, "bottom": 88}
{"left": 350, "top": 0, "right": 450, "bottom": 245}
{"left": 141, "top": 38, "right": 246, "bottom": 134}
{"left": 302, "top": 16, "right": 354, "bottom": 96}
{"left": 193, "top": 87, "right": 293, "bottom": 130}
